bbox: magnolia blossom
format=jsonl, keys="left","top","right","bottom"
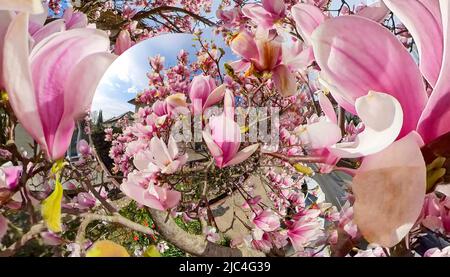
{"left": 287, "top": 216, "right": 322, "bottom": 252}
{"left": 75, "top": 192, "right": 97, "bottom": 209}
{"left": 424, "top": 246, "right": 450, "bottom": 257}
{"left": 202, "top": 91, "right": 259, "bottom": 168}
{"left": 419, "top": 194, "right": 450, "bottom": 234}
{"left": 311, "top": 9, "right": 449, "bottom": 142}
{"left": 77, "top": 139, "right": 91, "bottom": 156}
{"left": 230, "top": 30, "right": 296, "bottom": 97}
{"left": 121, "top": 174, "right": 181, "bottom": 211}
{"left": 3, "top": 12, "right": 115, "bottom": 160}
{"left": 133, "top": 136, "right": 188, "bottom": 175}
{"left": 115, "top": 29, "right": 134, "bottom": 55}
{"left": 0, "top": 162, "right": 22, "bottom": 191}
{"left": 242, "top": 0, "right": 286, "bottom": 29}
{"left": 310, "top": 1, "right": 450, "bottom": 247}
{"left": 188, "top": 75, "right": 225, "bottom": 115}
{"left": 28, "top": 7, "right": 89, "bottom": 46}
{"left": 294, "top": 91, "right": 403, "bottom": 168}
{"left": 252, "top": 210, "right": 280, "bottom": 232}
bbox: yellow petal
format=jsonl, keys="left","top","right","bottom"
{"left": 293, "top": 163, "right": 314, "bottom": 176}
{"left": 51, "top": 159, "right": 67, "bottom": 178}
{"left": 143, "top": 245, "right": 162, "bottom": 257}
{"left": 41, "top": 180, "right": 63, "bottom": 232}
{"left": 86, "top": 240, "right": 130, "bottom": 257}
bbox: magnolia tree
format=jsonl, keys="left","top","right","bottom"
{"left": 0, "top": 0, "right": 450, "bottom": 257}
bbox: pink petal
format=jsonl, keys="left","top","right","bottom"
{"left": 311, "top": 16, "right": 428, "bottom": 138}
{"left": 29, "top": 6, "right": 48, "bottom": 29}
{"left": 242, "top": 4, "right": 277, "bottom": 28}
{"left": 63, "top": 8, "right": 88, "bottom": 29}
{"left": 114, "top": 29, "right": 133, "bottom": 55}
{"left": 272, "top": 64, "right": 297, "bottom": 97}
{"left": 417, "top": 0, "right": 450, "bottom": 143}
{"left": 153, "top": 185, "right": 181, "bottom": 210}
{"left": 0, "top": 0, "right": 44, "bottom": 13}
{"left": 121, "top": 173, "right": 149, "bottom": 207}
{"left": 230, "top": 30, "right": 259, "bottom": 63}
{"left": 305, "top": 119, "right": 342, "bottom": 149}
{"left": 31, "top": 19, "right": 65, "bottom": 46}
{"left": 329, "top": 92, "right": 403, "bottom": 158}
{"left": 262, "top": 0, "right": 285, "bottom": 16}
{"left": 283, "top": 44, "right": 314, "bottom": 71}
{"left": 318, "top": 92, "right": 337, "bottom": 123}
{"left": 224, "top": 144, "right": 260, "bottom": 167}
{"left": 384, "top": 0, "right": 443, "bottom": 87}
{"left": 3, "top": 13, "right": 46, "bottom": 150}
{"left": 203, "top": 84, "right": 226, "bottom": 110}
{"left": 254, "top": 38, "right": 282, "bottom": 71}
{"left": 0, "top": 10, "right": 13, "bottom": 88}
{"left": 291, "top": 3, "right": 326, "bottom": 44}
{"left": 63, "top": 52, "right": 116, "bottom": 120}
{"left": 29, "top": 29, "right": 110, "bottom": 159}
{"left": 133, "top": 150, "right": 152, "bottom": 171}
{"left": 356, "top": 1, "right": 390, "bottom": 23}
{"left": 352, "top": 131, "right": 426, "bottom": 247}
{"left": 150, "top": 137, "right": 172, "bottom": 167}
{"left": 223, "top": 89, "right": 235, "bottom": 118}
{"left": 167, "top": 135, "right": 179, "bottom": 158}
{"left": 228, "top": 59, "right": 251, "bottom": 73}
{"left": 202, "top": 128, "right": 223, "bottom": 158}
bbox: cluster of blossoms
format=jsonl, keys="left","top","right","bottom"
{"left": 92, "top": 0, "right": 450, "bottom": 257}
{"left": 1, "top": 0, "right": 450, "bottom": 258}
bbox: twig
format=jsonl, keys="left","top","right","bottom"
{"left": 0, "top": 223, "right": 46, "bottom": 257}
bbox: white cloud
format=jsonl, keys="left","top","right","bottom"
{"left": 91, "top": 90, "right": 134, "bottom": 120}
{"left": 127, "top": 86, "right": 139, "bottom": 94}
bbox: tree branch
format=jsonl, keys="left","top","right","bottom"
{"left": 0, "top": 223, "right": 46, "bottom": 257}
{"left": 114, "top": 6, "right": 216, "bottom": 30}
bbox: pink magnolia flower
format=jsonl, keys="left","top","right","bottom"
{"left": 77, "top": 139, "right": 91, "bottom": 156}
{"left": 249, "top": 232, "right": 272, "bottom": 253}
{"left": 152, "top": 100, "right": 168, "bottom": 117}
{"left": 296, "top": 91, "right": 403, "bottom": 159}
{"left": 424, "top": 246, "right": 450, "bottom": 257}
{"left": 114, "top": 29, "right": 134, "bottom": 55}
{"left": 242, "top": 0, "right": 286, "bottom": 29}
{"left": 311, "top": 5, "right": 450, "bottom": 143}
{"left": 3, "top": 13, "right": 116, "bottom": 160}
{"left": 230, "top": 30, "right": 296, "bottom": 97}
{"left": 188, "top": 75, "right": 225, "bottom": 115}
{"left": 63, "top": 8, "right": 88, "bottom": 29}
{"left": 292, "top": 3, "right": 326, "bottom": 45}
{"left": 133, "top": 136, "right": 188, "bottom": 175}
{"left": 40, "top": 231, "right": 64, "bottom": 246}
{"left": 203, "top": 226, "right": 220, "bottom": 243}
{"left": 202, "top": 91, "right": 259, "bottom": 168}
{"left": 28, "top": 7, "right": 89, "bottom": 46}
{"left": 76, "top": 192, "right": 97, "bottom": 209}
{"left": 287, "top": 216, "right": 322, "bottom": 252}
{"left": 0, "top": 162, "right": 22, "bottom": 191}
{"left": 252, "top": 209, "right": 280, "bottom": 232}
{"left": 121, "top": 175, "right": 181, "bottom": 211}
{"left": 310, "top": 2, "right": 450, "bottom": 247}
{"left": 216, "top": 7, "right": 243, "bottom": 28}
